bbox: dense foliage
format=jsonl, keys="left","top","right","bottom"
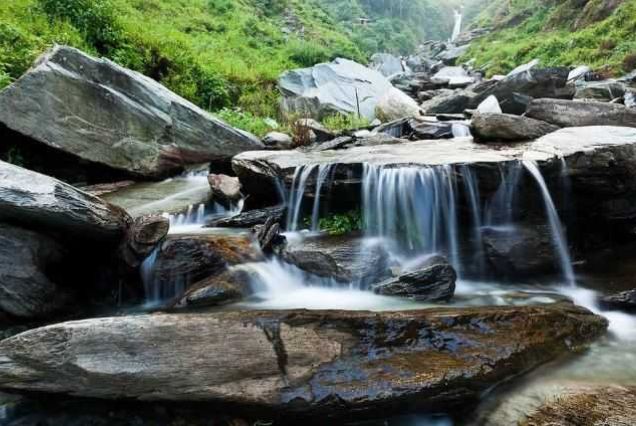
{"left": 463, "top": 0, "right": 636, "bottom": 76}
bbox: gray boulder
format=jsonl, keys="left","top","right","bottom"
{"left": 279, "top": 58, "right": 393, "bottom": 120}
{"left": 370, "top": 53, "right": 405, "bottom": 77}
{"left": 0, "top": 160, "right": 130, "bottom": 242}
{"left": 174, "top": 268, "right": 253, "bottom": 308}
{"left": 471, "top": 112, "right": 559, "bottom": 142}
{"left": 0, "top": 304, "right": 607, "bottom": 419}
{"left": 574, "top": 80, "right": 626, "bottom": 101}
{"left": 526, "top": 98, "right": 636, "bottom": 128}
{"left": 281, "top": 250, "right": 348, "bottom": 282}
{"left": 0, "top": 224, "right": 68, "bottom": 319}
{"left": 431, "top": 66, "right": 474, "bottom": 88}
{"left": 599, "top": 289, "right": 636, "bottom": 312}
{"left": 262, "top": 132, "right": 293, "bottom": 150}
{"left": 421, "top": 89, "right": 475, "bottom": 114}
{"left": 471, "top": 67, "right": 573, "bottom": 115}
{"left": 372, "top": 256, "right": 456, "bottom": 301}
{"left": 375, "top": 87, "right": 421, "bottom": 121}
{"left": 208, "top": 174, "right": 242, "bottom": 207}
{"left": 0, "top": 45, "right": 262, "bottom": 178}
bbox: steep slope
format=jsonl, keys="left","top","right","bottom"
{"left": 463, "top": 0, "right": 636, "bottom": 76}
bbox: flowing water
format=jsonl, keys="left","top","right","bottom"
{"left": 450, "top": 9, "right": 463, "bottom": 43}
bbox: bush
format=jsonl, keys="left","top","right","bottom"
{"left": 287, "top": 40, "right": 330, "bottom": 67}
{"left": 38, "top": 0, "right": 122, "bottom": 53}
{"left": 315, "top": 211, "right": 362, "bottom": 236}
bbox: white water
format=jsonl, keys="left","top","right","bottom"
{"left": 451, "top": 122, "right": 471, "bottom": 138}
{"left": 450, "top": 9, "right": 463, "bottom": 43}
{"left": 523, "top": 160, "right": 576, "bottom": 287}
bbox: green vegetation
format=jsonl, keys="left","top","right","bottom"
{"left": 0, "top": 0, "right": 363, "bottom": 116}
{"left": 322, "top": 113, "right": 370, "bottom": 132}
{"left": 311, "top": 210, "right": 362, "bottom": 236}
{"left": 463, "top": 0, "right": 636, "bottom": 76}
{"left": 315, "top": 0, "right": 460, "bottom": 55}
{"left": 215, "top": 108, "right": 279, "bottom": 138}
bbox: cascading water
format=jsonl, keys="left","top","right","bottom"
{"left": 484, "top": 162, "right": 523, "bottom": 227}
{"left": 286, "top": 164, "right": 335, "bottom": 231}
{"left": 460, "top": 165, "right": 486, "bottom": 275}
{"left": 522, "top": 160, "right": 576, "bottom": 286}
{"left": 450, "top": 9, "right": 463, "bottom": 43}
{"left": 451, "top": 123, "right": 471, "bottom": 138}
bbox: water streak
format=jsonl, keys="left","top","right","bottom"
{"left": 522, "top": 160, "right": 576, "bottom": 286}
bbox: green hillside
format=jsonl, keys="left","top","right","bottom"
{"left": 463, "top": 0, "right": 636, "bottom": 76}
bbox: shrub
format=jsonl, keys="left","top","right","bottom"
{"left": 287, "top": 40, "right": 330, "bottom": 67}
{"left": 290, "top": 117, "right": 312, "bottom": 148}
{"left": 38, "top": 0, "right": 122, "bottom": 53}
{"left": 315, "top": 211, "right": 362, "bottom": 236}
{"left": 624, "top": 53, "right": 636, "bottom": 72}
{"left": 322, "top": 113, "right": 370, "bottom": 132}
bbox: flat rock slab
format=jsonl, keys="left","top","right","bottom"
{"left": 0, "top": 304, "right": 606, "bottom": 419}
{"left": 0, "top": 160, "right": 130, "bottom": 242}
{"left": 102, "top": 175, "right": 211, "bottom": 217}
{"left": 0, "top": 45, "right": 262, "bottom": 178}
{"left": 233, "top": 126, "right": 636, "bottom": 180}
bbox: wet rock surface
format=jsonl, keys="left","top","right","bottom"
{"left": 0, "top": 46, "right": 262, "bottom": 178}
{"left": 599, "top": 289, "right": 636, "bottom": 312}
{"left": 207, "top": 206, "right": 286, "bottom": 228}
{"left": 372, "top": 256, "right": 456, "bottom": 301}
{"left": 174, "top": 268, "right": 254, "bottom": 308}
{"left": 0, "top": 304, "right": 607, "bottom": 419}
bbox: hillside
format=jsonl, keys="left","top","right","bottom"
{"left": 463, "top": 0, "right": 636, "bottom": 76}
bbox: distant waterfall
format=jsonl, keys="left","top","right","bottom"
{"left": 451, "top": 9, "right": 462, "bottom": 43}
{"left": 523, "top": 160, "right": 576, "bottom": 286}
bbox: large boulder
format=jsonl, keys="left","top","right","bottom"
{"left": 0, "top": 224, "right": 68, "bottom": 319}
{"left": 370, "top": 53, "right": 404, "bottom": 77}
{"left": 0, "top": 304, "right": 607, "bottom": 419}
{"left": 420, "top": 89, "right": 475, "bottom": 114}
{"left": 375, "top": 88, "right": 421, "bottom": 122}
{"left": 279, "top": 58, "right": 393, "bottom": 121}
{"left": 372, "top": 256, "right": 456, "bottom": 302}
{"left": 471, "top": 112, "right": 559, "bottom": 142}
{"left": 470, "top": 67, "right": 573, "bottom": 115}
{"left": 526, "top": 98, "right": 636, "bottom": 128}
{"left": 208, "top": 174, "right": 242, "bottom": 208}
{"left": 173, "top": 268, "right": 254, "bottom": 308}
{"left": 574, "top": 80, "right": 626, "bottom": 101}
{"left": 0, "top": 46, "right": 262, "bottom": 179}
{"left": 0, "top": 160, "right": 130, "bottom": 243}
{"left": 431, "top": 66, "right": 474, "bottom": 88}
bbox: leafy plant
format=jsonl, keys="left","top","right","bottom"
{"left": 322, "top": 113, "right": 369, "bottom": 132}
{"left": 215, "top": 107, "right": 276, "bottom": 137}
{"left": 315, "top": 210, "right": 362, "bottom": 236}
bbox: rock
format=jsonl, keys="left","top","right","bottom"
{"left": 525, "top": 98, "right": 636, "bottom": 128}
{"left": 253, "top": 216, "right": 284, "bottom": 254}
{"left": 279, "top": 58, "right": 393, "bottom": 121}
{"left": 0, "top": 160, "right": 130, "bottom": 243}
{"left": 296, "top": 119, "right": 335, "bottom": 143}
{"left": 207, "top": 205, "right": 285, "bottom": 228}
{"left": 262, "top": 132, "right": 293, "bottom": 150}
{"left": 574, "top": 80, "right": 626, "bottom": 101}
{"left": 522, "top": 385, "right": 636, "bottom": 426}
{"left": 285, "top": 233, "right": 391, "bottom": 284}
{"left": 420, "top": 89, "right": 475, "bottom": 114}
{"left": 208, "top": 174, "right": 242, "bottom": 207}
{"left": 0, "top": 46, "right": 262, "bottom": 178}
{"left": 471, "top": 113, "right": 559, "bottom": 142}
{"left": 81, "top": 181, "right": 136, "bottom": 197}
{"left": 101, "top": 172, "right": 211, "bottom": 218}
{"left": 372, "top": 256, "right": 456, "bottom": 302}
{"left": 118, "top": 215, "right": 170, "bottom": 269}
{"left": 145, "top": 234, "right": 262, "bottom": 295}
{"left": 431, "top": 66, "right": 474, "bottom": 87}
{"left": 173, "top": 268, "right": 253, "bottom": 308}
{"left": 471, "top": 67, "right": 573, "bottom": 115}
{"left": 0, "top": 224, "right": 68, "bottom": 319}
{"left": 437, "top": 45, "right": 470, "bottom": 66}
{"left": 373, "top": 118, "right": 414, "bottom": 138}
{"left": 568, "top": 65, "right": 592, "bottom": 82}
{"left": 476, "top": 95, "right": 503, "bottom": 113}
{"left": 625, "top": 90, "right": 636, "bottom": 109}
{"left": 483, "top": 225, "right": 564, "bottom": 279}
{"left": 375, "top": 88, "right": 421, "bottom": 122}
{"left": 618, "top": 69, "right": 636, "bottom": 85}
{"left": 0, "top": 304, "right": 607, "bottom": 419}
{"left": 507, "top": 59, "right": 540, "bottom": 77}
{"left": 599, "top": 289, "right": 636, "bottom": 312}
{"left": 410, "top": 119, "right": 454, "bottom": 139}
{"left": 311, "top": 136, "right": 354, "bottom": 151}
{"left": 370, "top": 53, "right": 405, "bottom": 77}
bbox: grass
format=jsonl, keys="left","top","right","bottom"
{"left": 322, "top": 113, "right": 370, "bottom": 132}
{"left": 462, "top": 0, "right": 636, "bottom": 76}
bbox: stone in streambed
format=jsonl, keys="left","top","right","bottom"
{"left": 471, "top": 112, "right": 559, "bottom": 142}
{"left": 372, "top": 256, "right": 456, "bottom": 302}
{"left": 208, "top": 174, "right": 242, "bottom": 208}
{"left": 118, "top": 215, "right": 170, "bottom": 269}
{"left": 375, "top": 87, "right": 421, "bottom": 122}
{"left": 0, "top": 304, "right": 607, "bottom": 419}
{"left": 206, "top": 205, "right": 286, "bottom": 228}
{"left": 525, "top": 98, "right": 636, "bottom": 128}
{"left": 0, "top": 46, "right": 262, "bottom": 178}
{"left": 0, "top": 160, "right": 130, "bottom": 243}
{"left": 174, "top": 268, "right": 254, "bottom": 308}
{"left": 0, "top": 224, "right": 69, "bottom": 319}
{"left": 599, "top": 289, "right": 636, "bottom": 312}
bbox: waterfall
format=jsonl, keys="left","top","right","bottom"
{"left": 140, "top": 247, "right": 187, "bottom": 307}
{"left": 460, "top": 165, "right": 486, "bottom": 275}
{"left": 286, "top": 164, "right": 335, "bottom": 231}
{"left": 451, "top": 123, "right": 471, "bottom": 138}
{"left": 361, "top": 164, "right": 461, "bottom": 272}
{"left": 522, "top": 160, "right": 576, "bottom": 286}
{"left": 451, "top": 9, "right": 462, "bottom": 43}
{"left": 484, "top": 162, "right": 523, "bottom": 227}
